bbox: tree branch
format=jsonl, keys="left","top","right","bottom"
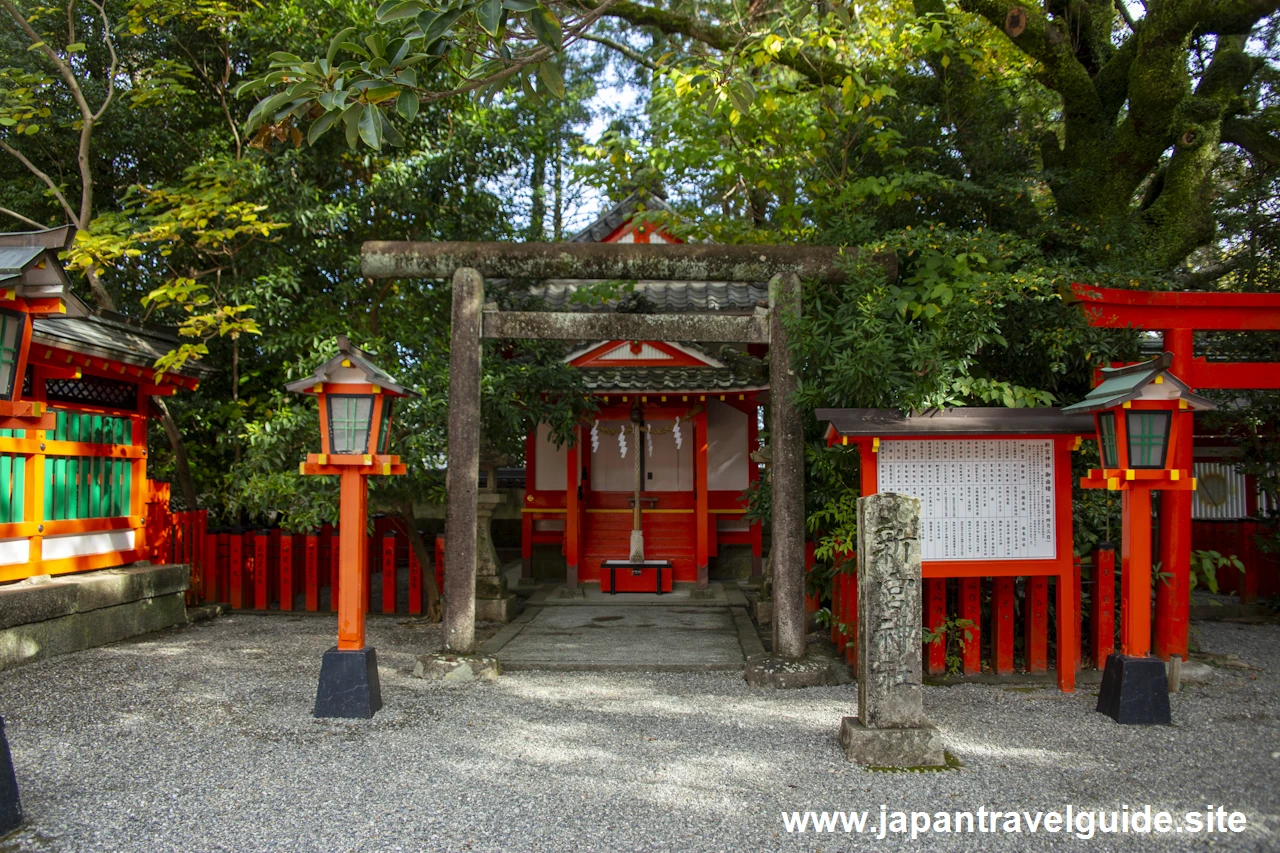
{"left": 1114, "top": 0, "right": 1141, "bottom": 31}
{"left": 580, "top": 32, "right": 660, "bottom": 70}
{"left": 1173, "top": 253, "right": 1250, "bottom": 287}
{"left": 0, "top": 206, "right": 43, "bottom": 228}
{"left": 1221, "top": 116, "right": 1280, "bottom": 166}
{"left": 0, "top": 139, "right": 77, "bottom": 222}
{"left": 0, "top": 0, "right": 94, "bottom": 120}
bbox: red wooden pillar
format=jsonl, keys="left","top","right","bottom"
{"left": 959, "top": 577, "right": 981, "bottom": 675}
{"left": 382, "top": 531, "right": 397, "bottom": 614}
{"left": 1025, "top": 576, "right": 1048, "bottom": 673}
{"left": 1156, "top": 328, "right": 1194, "bottom": 659}
{"left": 924, "top": 578, "right": 946, "bottom": 675}
{"left": 305, "top": 533, "right": 319, "bottom": 612}
{"left": 565, "top": 432, "right": 580, "bottom": 589}
{"left": 408, "top": 543, "right": 423, "bottom": 616}
{"left": 268, "top": 528, "right": 282, "bottom": 609}
{"left": 253, "top": 530, "right": 269, "bottom": 610}
{"left": 336, "top": 469, "right": 369, "bottom": 650}
{"left": 1091, "top": 544, "right": 1116, "bottom": 666}
{"left": 201, "top": 524, "right": 218, "bottom": 603}
{"left": 1072, "top": 556, "right": 1083, "bottom": 672}
{"left": 279, "top": 533, "right": 295, "bottom": 611}
{"left": 694, "top": 407, "right": 710, "bottom": 589}
{"left": 228, "top": 532, "right": 244, "bottom": 609}
{"left": 330, "top": 530, "right": 341, "bottom": 613}
{"left": 1121, "top": 488, "right": 1154, "bottom": 657}
{"left": 992, "top": 576, "right": 1015, "bottom": 674}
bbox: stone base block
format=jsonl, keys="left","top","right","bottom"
{"left": 475, "top": 576, "right": 508, "bottom": 600}
{"left": 0, "top": 564, "right": 190, "bottom": 672}
{"left": 1097, "top": 654, "right": 1171, "bottom": 725}
{"left": 754, "top": 600, "right": 773, "bottom": 626}
{"left": 552, "top": 586, "right": 585, "bottom": 600}
{"left": 414, "top": 653, "right": 500, "bottom": 683}
{"left": 0, "top": 717, "right": 21, "bottom": 835}
{"left": 475, "top": 595, "right": 518, "bottom": 623}
{"left": 839, "top": 717, "right": 945, "bottom": 767}
{"left": 314, "top": 647, "right": 382, "bottom": 719}
{"left": 744, "top": 653, "right": 837, "bottom": 689}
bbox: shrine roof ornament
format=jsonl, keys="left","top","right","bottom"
{"left": 816, "top": 407, "right": 1096, "bottom": 440}
{"left": 1061, "top": 353, "right": 1216, "bottom": 415}
{"left": 286, "top": 335, "right": 415, "bottom": 397}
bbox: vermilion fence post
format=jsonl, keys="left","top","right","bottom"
{"left": 330, "top": 530, "right": 341, "bottom": 613}
{"left": 382, "top": 531, "right": 397, "bottom": 614}
{"left": 202, "top": 520, "right": 218, "bottom": 603}
{"left": 408, "top": 543, "right": 422, "bottom": 616}
{"left": 228, "top": 532, "right": 244, "bottom": 609}
{"left": 279, "top": 533, "right": 294, "bottom": 611}
{"left": 1025, "top": 576, "right": 1049, "bottom": 673}
{"left": 1091, "top": 544, "right": 1116, "bottom": 666}
{"left": 924, "top": 578, "right": 946, "bottom": 675}
{"left": 959, "top": 577, "right": 981, "bottom": 675}
{"left": 1073, "top": 556, "right": 1083, "bottom": 672}
{"left": 305, "top": 534, "right": 319, "bottom": 612}
{"left": 253, "top": 530, "right": 269, "bottom": 610}
{"left": 992, "top": 577, "right": 1015, "bottom": 674}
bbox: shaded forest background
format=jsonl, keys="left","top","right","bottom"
{"left": 0, "top": 0, "right": 1277, "bottom": 565}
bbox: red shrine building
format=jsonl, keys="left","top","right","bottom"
{"left": 520, "top": 193, "right": 766, "bottom": 590}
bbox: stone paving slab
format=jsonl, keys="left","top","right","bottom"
{"left": 486, "top": 604, "right": 749, "bottom": 671}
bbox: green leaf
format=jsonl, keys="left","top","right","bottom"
{"left": 66, "top": 42, "right": 86, "bottom": 53}
{"left": 502, "top": 0, "right": 538, "bottom": 11}
{"left": 477, "top": 0, "right": 502, "bottom": 35}
{"left": 376, "top": 0, "right": 426, "bottom": 21}
{"left": 527, "top": 6, "right": 562, "bottom": 51}
{"left": 396, "top": 89, "right": 419, "bottom": 121}
{"left": 358, "top": 103, "right": 383, "bottom": 150}
{"left": 421, "top": 8, "right": 465, "bottom": 44}
{"left": 306, "top": 109, "right": 342, "bottom": 146}
{"left": 268, "top": 51, "right": 303, "bottom": 64}
{"left": 536, "top": 61, "right": 564, "bottom": 99}
{"left": 342, "top": 101, "right": 362, "bottom": 148}
{"left": 327, "top": 27, "right": 357, "bottom": 63}
{"left": 378, "top": 110, "right": 405, "bottom": 147}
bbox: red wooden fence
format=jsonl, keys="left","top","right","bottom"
{"left": 144, "top": 484, "right": 438, "bottom": 614}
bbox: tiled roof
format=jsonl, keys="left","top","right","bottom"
{"left": 529, "top": 280, "right": 768, "bottom": 314}
{"left": 581, "top": 366, "right": 765, "bottom": 393}
{"left": 569, "top": 189, "right": 676, "bottom": 243}
{"left": 32, "top": 312, "right": 215, "bottom": 378}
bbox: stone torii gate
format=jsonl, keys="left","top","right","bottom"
{"left": 362, "top": 241, "right": 861, "bottom": 669}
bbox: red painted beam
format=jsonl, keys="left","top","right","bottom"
{"left": 1073, "top": 282, "right": 1280, "bottom": 331}
{"left": 1189, "top": 358, "right": 1280, "bottom": 390}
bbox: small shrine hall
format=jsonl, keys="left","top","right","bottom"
{"left": 520, "top": 192, "right": 767, "bottom": 591}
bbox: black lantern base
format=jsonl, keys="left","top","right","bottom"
{"left": 1096, "top": 654, "right": 1171, "bottom": 725}
{"left": 314, "top": 647, "right": 382, "bottom": 719}
{"left": 0, "top": 716, "right": 22, "bottom": 835}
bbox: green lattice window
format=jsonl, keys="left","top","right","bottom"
{"left": 327, "top": 395, "right": 373, "bottom": 455}
{"left": 376, "top": 398, "right": 394, "bottom": 454}
{"left": 1097, "top": 412, "right": 1119, "bottom": 467}
{"left": 0, "top": 308, "right": 24, "bottom": 401}
{"left": 43, "top": 411, "right": 134, "bottom": 520}
{"left": 1125, "top": 410, "right": 1171, "bottom": 469}
{"left": 0, "top": 430, "right": 25, "bottom": 523}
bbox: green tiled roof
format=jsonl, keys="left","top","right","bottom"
{"left": 1062, "top": 353, "right": 1216, "bottom": 413}
{"left": 581, "top": 366, "right": 765, "bottom": 393}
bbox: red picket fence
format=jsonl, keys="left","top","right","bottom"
{"left": 144, "top": 483, "right": 438, "bottom": 615}
{"left": 828, "top": 548, "right": 1097, "bottom": 678}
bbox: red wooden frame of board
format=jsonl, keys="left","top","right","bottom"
{"left": 826, "top": 430, "right": 1086, "bottom": 693}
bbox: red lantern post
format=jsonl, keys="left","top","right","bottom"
{"left": 1065, "top": 353, "right": 1215, "bottom": 724}
{"left": 287, "top": 336, "right": 418, "bottom": 718}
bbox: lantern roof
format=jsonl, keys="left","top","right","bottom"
{"left": 285, "top": 335, "right": 418, "bottom": 397}
{"left": 0, "top": 226, "right": 81, "bottom": 310}
{"left": 1062, "top": 353, "right": 1216, "bottom": 414}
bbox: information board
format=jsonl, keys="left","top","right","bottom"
{"left": 877, "top": 439, "right": 1056, "bottom": 561}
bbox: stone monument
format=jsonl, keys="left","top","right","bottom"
{"left": 839, "top": 492, "right": 945, "bottom": 767}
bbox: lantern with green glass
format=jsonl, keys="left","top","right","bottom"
{"left": 285, "top": 335, "right": 419, "bottom": 719}
{"left": 1063, "top": 352, "right": 1215, "bottom": 725}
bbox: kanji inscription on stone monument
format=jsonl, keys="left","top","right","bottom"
{"left": 840, "top": 492, "right": 945, "bottom": 766}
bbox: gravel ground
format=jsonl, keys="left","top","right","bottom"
{"left": 0, "top": 614, "right": 1277, "bottom": 853}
